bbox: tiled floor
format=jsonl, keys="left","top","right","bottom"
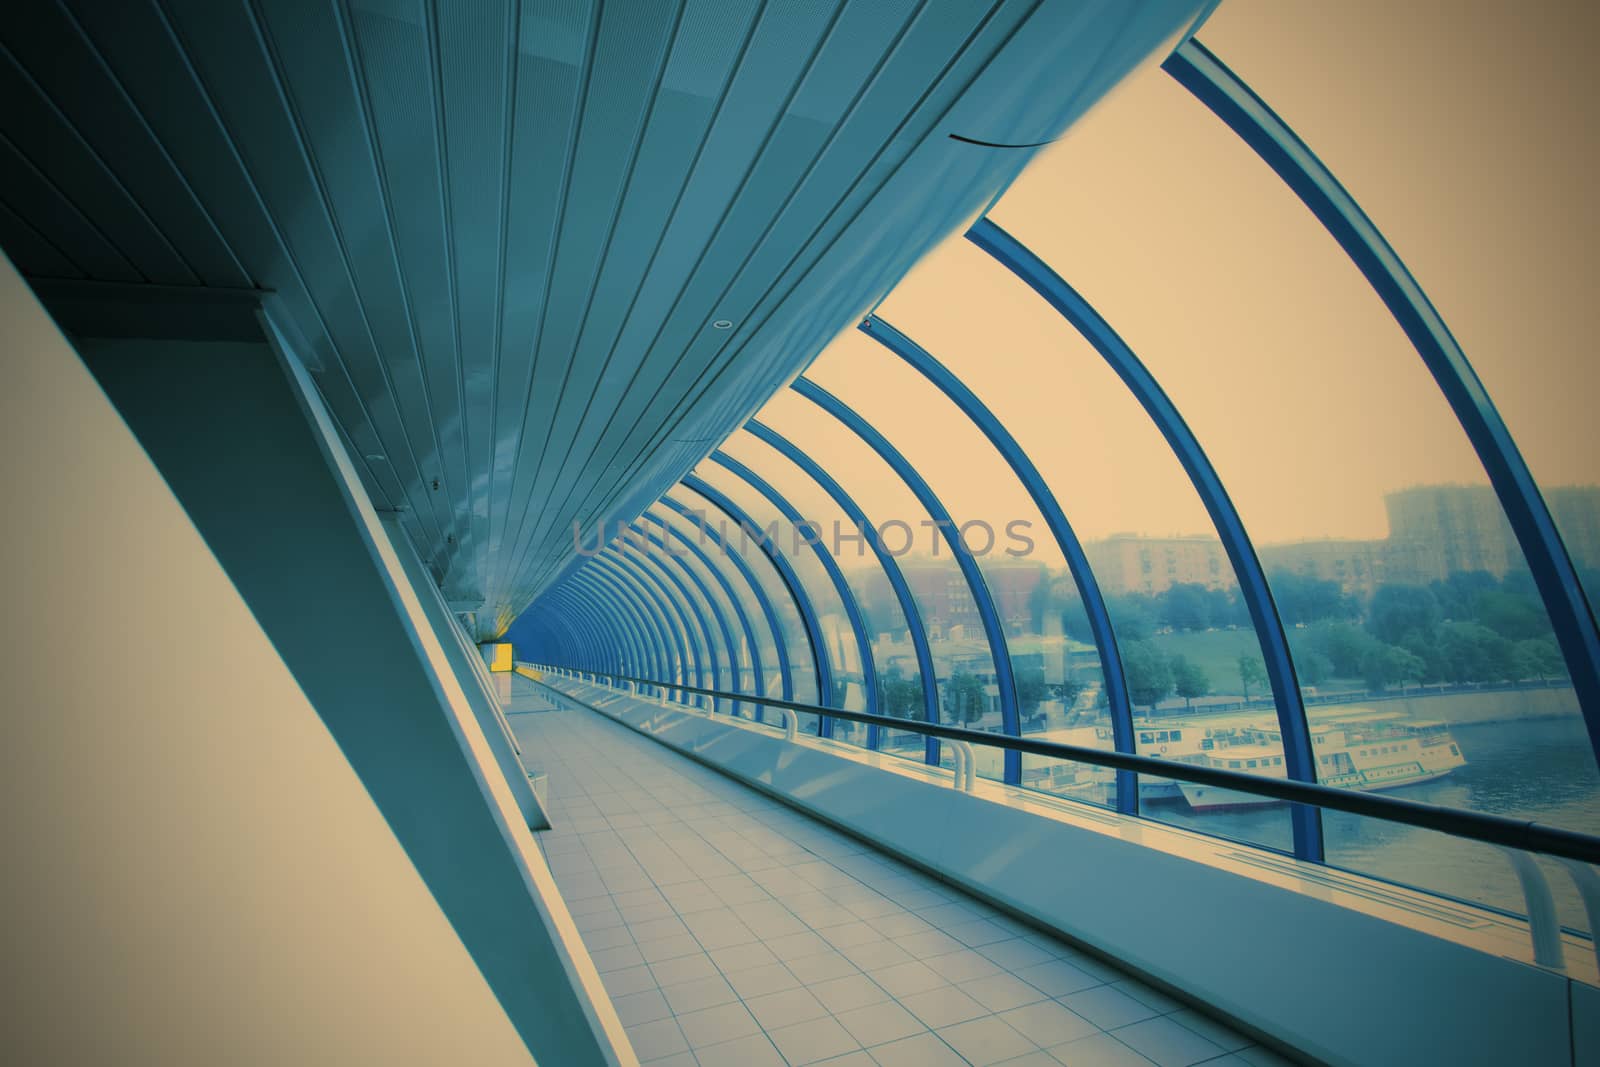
{"left": 510, "top": 681, "right": 1293, "bottom": 1067}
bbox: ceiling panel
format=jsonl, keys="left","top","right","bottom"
{"left": 0, "top": 0, "right": 1207, "bottom": 638}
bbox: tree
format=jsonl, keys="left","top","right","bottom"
{"left": 1122, "top": 640, "right": 1173, "bottom": 709}
{"left": 877, "top": 663, "right": 922, "bottom": 719}
{"left": 1171, "top": 654, "right": 1210, "bottom": 709}
{"left": 1268, "top": 570, "right": 1353, "bottom": 625}
{"left": 1471, "top": 589, "right": 1547, "bottom": 641}
{"left": 1237, "top": 653, "right": 1267, "bottom": 701}
{"left": 1016, "top": 667, "right": 1048, "bottom": 717}
{"left": 1366, "top": 584, "right": 1442, "bottom": 646}
{"left": 1107, "top": 595, "right": 1158, "bottom": 641}
{"left": 1161, "top": 583, "right": 1212, "bottom": 632}
{"left": 1362, "top": 644, "right": 1425, "bottom": 692}
{"left": 1514, "top": 637, "right": 1565, "bottom": 682}
{"left": 1054, "top": 674, "right": 1084, "bottom": 708}
{"left": 1434, "top": 620, "right": 1516, "bottom": 683}
{"left": 944, "top": 669, "right": 986, "bottom": 724}
{"left": 1295, "top": 650, "right": 1335, "bottom": 688}
{"left": 1308, "top": 619, "right": 1379, "bottom": 677}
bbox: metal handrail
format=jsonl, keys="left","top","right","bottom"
{"left": 531, "top": 664, "right": 1600, "bottom": 868}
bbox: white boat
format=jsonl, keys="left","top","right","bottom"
{"left": 1171, "top": 715, "right": 1466, "bottom": 810}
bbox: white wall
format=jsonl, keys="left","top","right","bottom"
{"left": 0, "top": 257, "right": 533, "bottom": 1066}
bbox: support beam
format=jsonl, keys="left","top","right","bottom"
{"left": 72, "top": 316, "right": 629, "bottom": 1065}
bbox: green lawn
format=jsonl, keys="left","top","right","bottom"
{"left": 1145, "top": 628, "right": 1260, "bottom": 697}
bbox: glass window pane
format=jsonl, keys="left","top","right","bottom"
{"left": 649, "top": 502, "right": 782, "bottom": 705}
{"left": 690, "top": 457, "right": 861, "bottom": 736}
{"left": 719, "top": 427, "right": 925, "bottom": 755}
{"left": 802, "top": 331, "right": 1121, "bottom": 804}
{"left": 755, "top": 386, "right": 1004, "bottom": 776}
{"left": 618, "top": 541, "right": 724, "bottom": 710}
{"left": 985, "top": 54, "right": 1598, "bottom": 925}
{"left": 1203, "top": 4, "right": 1600, "bottom": 615}
{"left": 640, "top": 509, "right": 756, "bottom": 711}
{"left": 668, "top": 483, "right": 821, "bottom": 711}
{"left": 876, "top": 213, "right": 1292, "bottom": 850}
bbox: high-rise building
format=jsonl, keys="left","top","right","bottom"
{"left": 1084, "top": 534, "right": 1229, "bottom": 595}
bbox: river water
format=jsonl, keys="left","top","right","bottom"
{"left": 1151, "top": 715, "right": 1600, "bottom": 935}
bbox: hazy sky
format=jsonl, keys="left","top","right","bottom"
{"left": 729, "top": 0, "right": 1598, "bottom": 553}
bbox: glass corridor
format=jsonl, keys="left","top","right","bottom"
{"left": 515, "top": 24, "right": 1600, "bottom": 939}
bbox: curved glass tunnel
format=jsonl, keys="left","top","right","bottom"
{"left": 515, "top": 26, "right": 1600, "bottom": 936}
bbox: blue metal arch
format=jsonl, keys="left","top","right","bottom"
{"left": 683, "top": 473, "right": 833, "bottom": 734}
{"left": 594, "top": 551, "right": 702, "bottom": 705}
{"left": 617, "top": 538, "right": 726, "bottom": 712}
{"left": 709, "top": 448, "right": 880, "bottom": 742}
{"left": 569, "top": 572, "right": 656, "bottom": 687}
{"left": 558, "top": 572, "right": 651, "bottom": 684}
{"left": 861, "top": 317, "right": 1139, "bottom": 811}
{"left": 522, "top": 613, "right": 570, "bottom": 672}
{"left": 608, "top": 544, "right": 715, "bottom": 707}
{"left": 968, "top": 217, "right": 1323, "bottom": 858}
{"left": 1166, "top": 38, "right": 1600, "bottom": 766}
{"left": 643, "top": 506, "right": 770, "bottom": 714}
{"left": 546, "top": 584, "right": 627, "bottom": 679}
{"left": 744, "top": 419, "right": 944, "bottom": 765}
{"left": 584, "top": 560, "right": 688, "bottom": 703}
{"left": 544, "top": 600, "right": 605, "bottom": 676}
{"left": 659, "top": 493, "right": 796, "bottom": 709}
{"left": 549, "top": 580, "right": 641, "bottom": 682}
{"left": 792, "top": 376, "right": 1024, "bottom": 783}
{"left": 632, "top": 518, "right": 757, "bottom": 718}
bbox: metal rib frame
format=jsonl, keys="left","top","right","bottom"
{"left": 709, "top": 448, "right": 880, "bottom": 744}
{"left": 618, "top": 536, "right": 729, "bottom": 714}
{"left": 792, "top": 376, "right": 1025, "bottom": 784}
{"left": 660, "top": 492, "right": 796, "bottom": 710}
{"left": 968, "top": 217, "right": 1323, "bottom": 858}
{"left": 585, "top": 560, "right": 689, "bottom": 705}
{"left": 861, "top": 316, "right": 1139, "bottom": 811}
{"left": 634, "top": 515, "right": 765, "bottom": 719}
{"left": 598, "top": 550, "right": 704, "bottom": 710}
{"left": 683, "top": 473, "right": 834, "bottom": 736}
{"left": 745, "top": 418, "right": 944, "bottom": 766}
{"left": 1166, "top": 37, "right": 1600, "bottom": 766}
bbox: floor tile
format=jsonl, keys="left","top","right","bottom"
{"left": 899, "top": 984, "right": 990, "bottom": 1028}
{"left": 834, "top": 1000, "right": 927, "bottom": 1048}
{"left": 649, "top": 952, "right": 719, "bottom": 987}
{"left": 725, "top": 961, "right": 801, "bottom": 999}
{"left": 1165, "top": 1009, "right": 1253, "bottom": 1053}
{"left": 999, "top": 1000, "right": 1099, "bottom": 1047}
{"left": 1047, "top": 1031, "right": 1157, "bottom": 1066}
{"left": 929, "top": 948, "right": 1006, "bottom": 982}
{"left": 601, "top": 964, "right": 657, "bottom": 998}
{"left": 613, "top": 987, "right": 672, "bottom": 1026}
{"left": 659, "top": 974, "right": 738, "bottom": 1015}
{"left": 1015, "top": 959, "right": 1104, "bottom": 998}
{"left": 625, "top": 1017, "right": 689, "bottom": 1061}
{"left": 1060, "top": 986, "right": 1161, "bottom": 1031}
{"left": 768, "top": 1015, "right": 861, "bottom": 1066}
{"left": 965, "top": 972, "right": 1051, "bottom": 1012}
{"left": 676, "top": 1001, "right": 761, "bottom": 1049}
{"left": 517, "top": 689, "right": 1259, "bottom": 1067}
{"left": 744, "top": 986, "right": 829, "bottom": 1030}
{"left": 936, "top": 1015, "right": 1038, "bottom": 1065}
{"left": 867, "top": 960, "right": 948, "bottom": 997}
{"left": 810, "top": 972, "right": 891, "bottom": 1014}
{"left": 1109, "top": 1016, "right": 1225, "bottom": 1067}
{"left": 866, "top": 1031, "right": 968, "bottom": 1067}
{"left": 787, "top": 951, "right": 859, "bottom": 984}
{"left": 694, "top": 1033, "right": 787, "bottom": 1067}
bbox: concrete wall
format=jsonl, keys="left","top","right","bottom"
{"left": 0, "top": 257, "right": 534, "bottom": 1065}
